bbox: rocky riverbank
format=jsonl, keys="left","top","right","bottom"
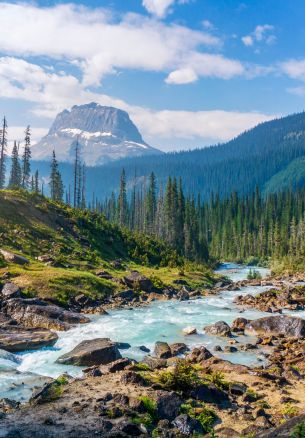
{"left": 1, "top": 306, "right": 305, "bottom": 436}
{"left": 2, "top": 265, "right": 305, "bottom": 436}
{"left": 1, "top": 312, "right": 305, "bottom": 437}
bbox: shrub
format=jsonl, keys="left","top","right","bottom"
{"left": 181, "top": 401, "right": 217, "bottom": 433}
{"left": 247, "top": 268, "right": 262, "bottom": 280}
{"left": 204, "top": 371, "right": 229, "bottom": 391}
{"left": 156, "top": 360, "right": 201, "bottom": 392}
{"left": 149, "top": 274, "right": 165, "bottom": 289}
{"left": 291, "top": 422, "right": 305, "bottom": 438}
{"left": 139, "top": 396, "right": 158, "bottom": 421}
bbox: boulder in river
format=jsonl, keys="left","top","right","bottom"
{"left": 3, "top": 298, "right": 90, "bottom": 331}
{"left": 204, "top": 321, "right": 232, "bottom": 337}
{"left": 56, "top": 338, "right": 121, "bottom": 366}
{"left": 187, "top": 346, "right": 213, "bottom": 363}
{"left": 245, "top": 315, "right": 305, "bottom": 338}
{"left": 170, "top": 343, "right": 189, "bottom": 356}
{"left": 182, "top": 326, "right": 197, "bottom": 335}
{"left": 0, "top": 326, "right": 58, "bottom": 352}
{"left": 123, "top": 271, "right": 153, "bottom": 292}
{"left": 231, "top": 317, "right": 250, "bottom": 333}
{"left": 154, "top": 341, "right": 172, "bottom": 359}
{"left": 0, "top": 249, "right": 29, "bottom": 265}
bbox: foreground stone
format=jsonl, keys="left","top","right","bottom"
{"left": 204, "top": 320, "right": 232, "bottom": 337}
{"left": 123, "top": 271, "right": 153, "bottom": 292}
{"left": 154, "top": 341, "right": 172, "bottom": 359}
{"left": 245, "top": 315, "right": 305, "bottom": 338}
{"left": 3, "top": 298, "right": 90, "bottom": 331}
{"left": 0, "top": 326, "right": 58, "bottom": 352}
{"left": 153, "top": 390, "right": 182, "bottom": 420}
{"left": 56, "top": 338, "right": 121, "bottom": 366}
{"left": 0, "top": 249, "right": 29, "bottom": 265}
{"left": 1, "top": 283, "right": 21, "bottom": 299}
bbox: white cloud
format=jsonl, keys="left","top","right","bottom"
{"left": 202, "top": 20, "right": 214, "bottom": 30}
{"left": 136, "top": 109, "right": 275, "bottom": 143}
{"left": 241, "top": 35, "right": 253, "bottom": 47}
{"left": 281, "top": 59, "right": 305, "bottom": 82}
{"left": 242, "top": 24, "right": 276, "bottom": 48}
{"left": 0, "top": 2, "right": 229, "bottom": 87}
{"left": 142, "top": 0, "right": 190, "bottom": 18}
{"left": 165, "top": 67, "right": 198, "bottom": 84}
{"left": 142, "top": 0, "right": 175, "bottom": 18}
{"left": 0, "top": 57, "right": 274, "bottom": 149}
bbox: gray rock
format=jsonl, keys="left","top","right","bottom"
{"left": 123, "top": 271, "right": 153, "bottom": 292}
{"left": 0, "top": 326, "right": 58, "bottom": 352}
{"left": 187, "top": 346, "right": 213, "bottom": 363}
{"left": 189, "top": 384, "right": 230, "bottom": 405}
{"left": 116, "top": 342, "right": 131, "bottom": 350}
{"left": 204, "top": 320, "right": 232, "bottom": 337}
{"left": 56, "top": 338, "right": 121, "bottom": 366}
{"left": 154, "top": 390, "right": 182, "bottom": 420}
{"left": 1, "top": 283, "right": 21, "bottom": 299}
{"left": 0, "top": 249, "right": 29, "bottom": 265}
{"left": 100, "top": 358, "right": 132, "bottom": 373}
{"left": 154, "top": 341, "right": 172, "bottom": 359}
{"left": 245, "top": 315, "right": 305, "bottom": 338}
{"left": 231, "top": 317, "right": 249, "bottom": 332}
{"left": 142, "top": 355, "right": 167, "bottom": 369}
{"left": 169, "top": 343, "right": 188, "bottom": 356}
{"left": 3, "top": 298, "right": 90, "bottom": 331}
{"left": 230, "top": 382, "right": 247, "bottom": 396}
{"left": 139, "top": 345, "right": 150, "bottom": 353}
{"left": 115, "top": 290, "right": 135, "bottom": 301}
{"left": 224, "top": 345, "right": 238, "bottom": 353}
{"left": 172, "top": 414, "right": 203, "bottom": 435}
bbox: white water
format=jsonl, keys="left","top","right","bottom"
{"left": 0, "top": 263, "right": 276, "bottom": 401}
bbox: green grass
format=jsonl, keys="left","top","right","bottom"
{"left": 5, "top": 263, "right": 116, "bottom": 305}
{"left": 0, "top": 189, "right": 217, "bottom": 302}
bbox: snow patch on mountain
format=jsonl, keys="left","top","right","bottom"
{"left": 32, "top": 103, "right": 161, "bottom": 165}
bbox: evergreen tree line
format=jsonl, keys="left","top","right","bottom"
{"left": 99, "top": 170, "right": 209, "bottom": 262}
{"left": 200, "top": 188, "right": 305, "bottom": 262}
{"left": 0, "top": 117, "right": 85, "bottom": 207}
{"left": 99, "top": 170, "right": 305, "bottom": 263}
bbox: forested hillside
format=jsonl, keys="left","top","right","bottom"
{"left": 100, "top": 172, "right": 305, "bottom": 270}
{"left": 32, "top": 111, "right": 305, "bottom": 201}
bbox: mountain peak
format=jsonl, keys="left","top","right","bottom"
{"left": 32, "top": 104, "right": 162, "bottom": 166}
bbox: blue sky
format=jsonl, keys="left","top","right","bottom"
{"left": 1, "top": 0, "right": 305, "bottom": 151}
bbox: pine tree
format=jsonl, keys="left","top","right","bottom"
{"left": 73, "top": 139, "right": 81, "bottom": 208}
{"left": 34, "top": 170, "right": 39, "bottom": 193}
{"left": 8, "top": 141, "right": 22, "bottom": 188}
{"left": 22, "top": 126, "right": 31, "bottom": 189}
{"left": 118, "top": 169, "right": 127, "bottom": 226}
{"left": 49, "top": 150, "right": 64, "bottom": 202}
{"left": 81, "top": 164, "right": 86, "bottom": 209}
{"left": 145, "top": 172, "right": 157, "bottom": 234}
{"left": 0, "top": 116, "right": 8, "bottom": 189}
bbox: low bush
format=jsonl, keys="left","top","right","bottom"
{"left": 156, "top": 360, "right": 201, "bottom": 392}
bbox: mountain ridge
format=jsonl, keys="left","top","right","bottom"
{"left": 32, "top": 103, "right": 162, "bottom": 166}
{"left": 31, "top": 110, "right": 305, "bottom": 201}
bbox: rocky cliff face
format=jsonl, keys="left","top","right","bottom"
{"left": 32, "top": 103, "right": 161, "bottom": 165}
